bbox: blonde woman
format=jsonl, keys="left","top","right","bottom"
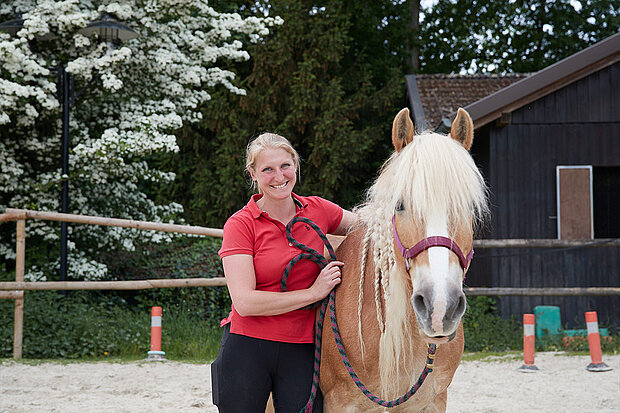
{"left": 211, "top": 133, "right": 357, "bottom": 412}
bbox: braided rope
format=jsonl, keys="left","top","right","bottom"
{"left": 282, "top": 217, "right": 436, "bottom": 413}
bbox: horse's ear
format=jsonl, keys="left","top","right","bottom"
{"left": 450, "top": 108, "right": 474, "bottom": 151}
{"left": 392, "top": 108, "right": 414, "bottom": 152}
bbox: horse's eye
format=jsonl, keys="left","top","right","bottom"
{"left": 395, "top": 200, "right": 404, "bottom": 212}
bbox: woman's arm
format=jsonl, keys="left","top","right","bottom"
{"left": 223, "top": 254, "right": 343, "bottom": 317}
{"left": 332, "top": 209, "right": 358, "bottom": 235}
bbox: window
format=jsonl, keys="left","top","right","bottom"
{"left": 593, "top": 166, "right": 620, "bottom": 238}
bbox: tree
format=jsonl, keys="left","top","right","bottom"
{"left": 161, "top": 0, "right": 414, "bottom": 227}
{"left": 408, "top": 0, "right": 421, "bottom": 72}
{"left": 419, "top": 0, "right": 620, "bottom": 73}
{"left": 0, "top": 0, "right": 279, "bottom": 280}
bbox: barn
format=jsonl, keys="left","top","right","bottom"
{"left": 405, "top": 32, "right": 620, "bottom": 328}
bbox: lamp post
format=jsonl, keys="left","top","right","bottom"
{"left": 1, "top": 12, "right": 138, "bottom": 281}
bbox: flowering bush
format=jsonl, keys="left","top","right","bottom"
{"left": 0, "top": 0, "right": 281, "bottom": 280}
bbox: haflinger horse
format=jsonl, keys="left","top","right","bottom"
{"left": 318, "top": 108, "right": 488, "bottom": 412}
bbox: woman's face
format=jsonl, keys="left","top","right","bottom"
{"left": 250, "top": 147, "right": 297, "bottom": 201}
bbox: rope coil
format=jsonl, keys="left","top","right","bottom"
{"left": 281, "top": 217, "right": 436, "bottom": 412}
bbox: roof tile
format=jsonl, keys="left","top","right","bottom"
{"left": 416, "top": 74, "right": 528, "bottom": 129}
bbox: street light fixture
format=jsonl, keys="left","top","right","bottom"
{"left": 1, "top": 12, "right": 138, "bottom": 281}
{"left": 79, "top": 13, "right": 139, "bottom": 45}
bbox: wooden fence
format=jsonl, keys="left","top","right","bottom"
{"left": 1, "top": 208, "right": 619, "bottom": 359}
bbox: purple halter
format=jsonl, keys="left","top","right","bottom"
{"left": 392, "top": 215, "right": 474, "bottom": 272}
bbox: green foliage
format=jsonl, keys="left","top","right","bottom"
{"left": 101, "top": 235, "right": 230, "bottom": 327}
{"left": 419, "top": 0, "right": 620, "bottom": 73}
{"left": 463, "top": 296, "right": 620, "bottom": 353}
{"left": 535, "top": 327, "right": 618, "bottom": 353}
{"left": 156, "top": 0, "right": 412, "bottom": 228}
{"left": 0, "top": 291, "right": 223, "bottom": 360}
{"left": 463, "top": 296, "right": 522, "bottom": 352}
{"left": 0, "top": 291, "right": 147, "bottom": 358}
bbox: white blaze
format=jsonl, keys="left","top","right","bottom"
{"left": 426, "top": 214, "right": 450, "bottom": 334}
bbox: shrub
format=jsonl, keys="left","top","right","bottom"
{"left": 101, "top": 235, "right": 231, "bottom": 327}
{"left": 0, "top": 290, "right": 224, "bottom": 360}
{"left": 0, "top": 291, "right": 147, "bottom": 358}
{"left": 463, "top": 296, "right": 522, "bottom": 352}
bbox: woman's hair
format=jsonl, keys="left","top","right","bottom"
{"left": 246, "top": 133, "right": 300, "bottom": 191}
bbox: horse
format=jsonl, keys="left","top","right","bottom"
{"left": 318, "top": 107, "right": 488, "bottom": 412}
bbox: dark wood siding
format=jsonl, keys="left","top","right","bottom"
{"left": 468, "top": 61, "right": 620, "bottom": 328}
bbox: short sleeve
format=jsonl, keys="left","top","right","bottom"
{"left": 218, "top": 215, "right": 254, "bottom": 258}
{"left": 316, "top": 197, "right": 344, "bottom": 234}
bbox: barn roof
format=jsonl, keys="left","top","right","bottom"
{"left": 405, "top": 74, "right": 528, "bottom": 131}
{"left": 406, "top": 31, "right": 620, "bottom": 131}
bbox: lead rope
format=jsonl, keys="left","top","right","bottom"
{"left": 282, "top": 217, "right": 436, "bottom": 413}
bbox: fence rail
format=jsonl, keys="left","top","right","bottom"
{"left": 0, "top": 281, "right": 618, "bottom": 297}
{"left": 473, "top": 238, "right": 620, "bottom": 248}
{"left": 1, "top": 208, "right": 619, "bottom": 359}
{"left": 0, "top": 208, "right": 223, "bottom": 237}
{"left": 463, "top": 287, "right": 620, "bottom": 296}
{"left": 0, "top": 278, "right": 227, "bottom": 291}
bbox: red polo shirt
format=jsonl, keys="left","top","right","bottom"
{"left": 218, "top": 193, "right": 343, "bottom": 343}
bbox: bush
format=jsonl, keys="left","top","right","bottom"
{"left": 0, "top": 290, "right": 223, "bottom": 360}
{"left": 462, "top": 296, "right": 619, "bottom": 354}
{"left": 0, "top": 291, "right": 147, "bottom": 358}
{"left": 102, "top": 235, "right": 231, "bottom": 327}
{"left": 463, "top": 296, "right": 522, "bottom": 352}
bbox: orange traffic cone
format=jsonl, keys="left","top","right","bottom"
{"left": 585, "top": 311, "right": 611, "bottom": 372}
{"left": 518, "top": 314, "right": 539, "bottom": 372}
{"left": 146, "top": 306, "right": 167, "bottom": 361}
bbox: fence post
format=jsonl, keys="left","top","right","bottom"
{"left": 14, "top": 219, "right": 25, "bottom": 359}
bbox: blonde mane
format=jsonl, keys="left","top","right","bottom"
{"left": 354, "top": 131, "right": 488, "bottom": 397}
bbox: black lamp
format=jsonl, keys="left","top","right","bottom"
{"left": 79, "top": 13, "right": 138, "bottom": 46}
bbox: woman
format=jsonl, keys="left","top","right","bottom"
{"left": 211, "top": 133, "right": 357, "bottom": 412}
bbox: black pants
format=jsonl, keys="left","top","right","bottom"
{"left": 211, "top": 324, "right": 323, "bottom": 413}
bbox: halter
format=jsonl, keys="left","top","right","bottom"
{"left": 392, "top": 215, "right": 473, "bottom": 272}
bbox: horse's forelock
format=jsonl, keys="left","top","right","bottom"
{"left": 358, "top": 131, "right": 488, "bottom": 233}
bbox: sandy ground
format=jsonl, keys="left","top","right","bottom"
{"left": 1, "top": 352, "right": 618, "bottom": 412}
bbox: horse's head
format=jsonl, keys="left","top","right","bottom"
{"left": 371, "top": 108, "right": 488, "bottom": 345}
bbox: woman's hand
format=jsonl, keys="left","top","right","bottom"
{"left": 310, "top": 260, "right": 344, "bottom": 301}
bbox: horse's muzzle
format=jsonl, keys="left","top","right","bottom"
{"left": 412, "top": 288, "right": 466, "bottom": 339}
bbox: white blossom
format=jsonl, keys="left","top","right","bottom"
{"left": 1, "top": 0, "right": 281, "bottom": 280}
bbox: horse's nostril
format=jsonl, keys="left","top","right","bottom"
{"left": 447, "top": 294, "right": 466, "bottom": 320}
{"left": 413, "top": 294, "right": 428, "bottom": 316}
{"left": 457, "top": 295, "right": 466, "bottom": 314}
